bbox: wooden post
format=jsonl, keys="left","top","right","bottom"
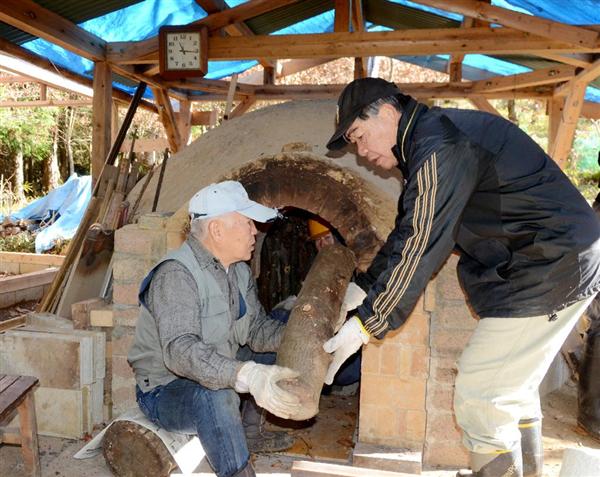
{"left": 92, "top": 62, "right": 112, "bottom": 185}
{"left": 276, "top": 243, "right": 357, "bottom": 420}
{"left": 549, "top": 82, "right": 586, "bottom": 168}
{"left": 176, "top": 99, "right": 192, "bottom": 147}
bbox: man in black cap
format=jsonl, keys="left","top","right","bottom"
{"left": 323, "top": 78, "right": 600, "bottom": 477}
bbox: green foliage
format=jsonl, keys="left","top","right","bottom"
{"left": 0, "top": 232, "right": 35, "bottom": 253}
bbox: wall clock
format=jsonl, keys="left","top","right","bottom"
{"left": 158, "top": 25, "right": 208, "bottom": 79}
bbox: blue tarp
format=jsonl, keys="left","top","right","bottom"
{"left": 2, "top": 175, "right": 92, "bottom": 253}
{"left": 20, "top": 0, "right": 600, "bottom": 101}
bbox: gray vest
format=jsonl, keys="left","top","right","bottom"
{"left": 128, "top": 241, "right": 253, "bottom": 390}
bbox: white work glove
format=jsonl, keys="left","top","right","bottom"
{"left": 234, "top": 362, "right": 301, "bottom": 419}
{"left": 342, "top": 283, "right": 367, "bottom": 311}
{"left": 273, "top": 294, "right": 297, "bottom": 311}
{"left": 322, "top": 316, "right": 370, "bottom": 385}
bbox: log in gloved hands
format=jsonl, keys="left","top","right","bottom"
{"left": 322, "top": 316, "right": 370, "bottom": 385}
{"left": 235, "top": 361, "right": 301, "bottom": 419}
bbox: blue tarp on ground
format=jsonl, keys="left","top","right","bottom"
{"left": 2, "top": 175, "right": 91, "bottom": 253}
{"left": 20, "top": 0, "right": 600, "bottom": 101}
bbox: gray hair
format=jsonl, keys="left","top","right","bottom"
{"left": 358, "top": 95, "right": 402, "bottom": 120}
{"left": 190, "top": 216, "right": 211, "bottom": 241}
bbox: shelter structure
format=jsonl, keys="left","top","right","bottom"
{"left": 0, "top": 0, "right": 599, "bottom": 176}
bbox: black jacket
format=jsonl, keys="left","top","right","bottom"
{"left": 356, "top": 97, "right": 600, "bottom": 339}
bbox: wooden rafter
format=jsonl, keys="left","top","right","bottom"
{"left": 151, "top": 87, "right": 183, "bottom": 153}
{"left": 195, "top": 0, "right": 274, "bottom": 68}
{"left": 554, "top": 57, "right": 600, "bottom": 97}
{"left": 0, "top": 0, "right": 106, "bottom": 61}
{"left": 469, "top": 97, "right": 501, "bottom": 116}
{"left": 447, "top": 17, "right": 474, "bottom": 83}
{"left": 204, "top": 29, "right": 595, "bottom": 62}
{"left": 227, "top": 95, "right": 256, "bottom": 119}
{"left": 163, "top": 77, "right": 254, "bottom": 97}
{"left": 0, "top": 99, "right": 93, "bottom": 108}
{"left": 549, "top": 82, "right": 587, "bottom": 167}
{"left": 535, "top": 52, "right": 594, "bottom": 69}
{"left": 470, "top": 65, "right": 576, "bottom": 93}
{"left": 413, "top": 0, "right": 599, "bottom": 49}
{"left": 107, "top": 0, "right": 302, "bottom": 65}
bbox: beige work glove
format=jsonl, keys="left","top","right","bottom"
{"left": 323, "top": 316, "right": 370, "bottom": 385}
{"left": 235, "top": 362, "right": 301, "bottom": 419}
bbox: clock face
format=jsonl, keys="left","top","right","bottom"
{"left": 166, "top": 32, "right": 201, "bottom": 70}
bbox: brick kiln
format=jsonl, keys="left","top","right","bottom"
{"left": 107, "top": 99, "right": 502, "bottom": 471}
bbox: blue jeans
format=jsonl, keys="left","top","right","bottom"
{"left": 136, "top": 379, "right": 248, "bottom": 477}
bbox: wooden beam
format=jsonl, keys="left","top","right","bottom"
{"left": 151, "top": 87, "right": 182, "bottom": 153}
{"left": 0, "top": 0, "right": 106, "bottom": 61}
{"left": 581, "top": 100, "right": 600, "bottom": 120}
{"left": 176, "top": 99, "right": 192, "bottom": 147}
{"left": 0, "top": 99, "right": 93, "bottom": 108}
{"left": 413, "top": 0, "right": 599, "bottom": 49}
{"left": 535, "top": 52, "right": 594, "bottom": 68}
{"left": 334, "top": 0, "right": 350, "bottom": 33}
{"left": 470, "top": 65, "right": 577, "bottom": 93}
{"left": 120, "top": 138, "right": 169, "bottom": 153}
{"left": 163, "top": 77, "right": 254, "bottom": 96}
{"left": 205, "top": 28, "right": 593, "bottom": 61}
{"left": 107, "top": 0, "right": 302, "bottom": 65}
{"left": 0, "top": 267, "right": 58, "bottom": 294}
{"left": 549, "top": 82, "right": 587, "bottom": 168}
{"left": 547, "top": 96, "right": 563, "bottom": 156}
{"left": 92, "top": 62, "right": 113, "bottom": 183}
{"left": 278, "top": 58, "right": 333, "bottom": 77}
{"left": 0, "top": 75, "right": 34, "bottom": 84}
{"left": 196, "top": 0, "right": 273, "bottom": 68}
{"left": 190, "top": 109, "right": 218, "bottom": 126}
{"left": 555, "top": 56, "right": 600, "bottom": 97}
{"left": 469, "top": 96, "right": 501, "bottom": 116}
{"left": 448, "top": 17, "right": 475, "bottom": 83}
{"left": 0, "top": 38, "right": 157, "bottom": 113}
{"left": 227, "top": 96, "right": 256, "bottom": 119}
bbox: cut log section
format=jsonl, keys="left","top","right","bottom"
{"left": 276, "top": 243, "right": 357, "bottom": 420}
{"left": 103, "top": 420, "right": 177, "bottom": 477}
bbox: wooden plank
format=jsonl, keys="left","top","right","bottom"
{"left": 0, "top": 38, "right": 157, "bottom": 113}
{"left": 164, "top": 77, "right": 254, "bottom": 96}
{"left": 92, "top": 62, "right": 113, "bottom": 183}
{"left": 0, "top": 252, "right": 64, "bottom": 267}
{"left": 535, "top": 52, "right": 594, "bottom": 68}
{"left": 151, "top": 87, "right": 182, "bottom": 153}
{"left": 17, "top": 391, "right": 41, "bottom": 476}
{"left": 0, "top": 268, "right": 58, "bottom": 294}
{"left": 106, "top": 0, "right": 302, "bottom": 64}
{"left": 334, "top": 0, "right": 350, "bottom": 33}
{"left": 549, "top": 82, "right": 587, "bottom": 168}
{"left": 0, "top": 375, "right": 38, "bottom": 419}
{"left": 547, "top": 96, "right": 563, "bottom": 155}
{"left": 0, "top": 99, "right": 93, "bottom": 108}
{"left": 0, "top": 316, "right": 27, "bottom": 334}
{"left": 554, "top": 56, "right": 600, "bottom": 97}
{"left": 291, "top": 460, "right": 419, "bottom": 477}
{"left": 191, "top": 110, "right": 218, "bottom": 126}
{"left": 0, "top": 0, "right": 106, "bottom": 61}
{"left": 581, "top": 100, "right": 600, "bottom": 120}
{"left": 205, "top": 28, "right": 589, "bottom": 61}
{"left": 176, "top": 99, "right": 192, "bottom": 147}
{"left": 469, "top": 96, "right": 501, "bottom": 116}
{"left": 223, "top": 74, "right": 238, "bottom": 120}
{"left": 413, "top": 0, "right": 599, "bottom": 49}
{"left": 120, "top": 138, "right": 170, "bottom": 153}
{"left": 470, "top": 65, "right": 577, "bottom": 93}
{"left": 227, "top": 96, "right": 256, "bottom": 120}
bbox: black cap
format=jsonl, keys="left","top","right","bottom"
{"left": 326, "top": 78, "right": 401, "bottom": 151}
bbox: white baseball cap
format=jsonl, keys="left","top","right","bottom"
{"left": 188, "top": 181, "right": 279, "bottom": 223}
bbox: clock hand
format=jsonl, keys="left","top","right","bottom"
{"left": 179, "top": 42, "right": 186, "bottom": 54}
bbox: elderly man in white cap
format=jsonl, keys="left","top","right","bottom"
{"left": 128, "top": 181, "right": 301, "bottom": 477}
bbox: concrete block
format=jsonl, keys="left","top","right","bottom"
{"left": 90, "top": 308, "right": 114, "bottom": 327}
{"left": 26, "top": 312, "right": 74, "bottom": 330}
{"left": 113, "top": 305, "right": 139, "bottom": 327}
{"left": 71, "top": 297, "right": 107, "bottom": 329}
{"left": 113, "top": 282, "right": 140, "bottom": 306}
{"left": 353, "top": 442, "right": 422, "bottom": 475}
{"left": 8, "top": 386, "right": 91, "bottom": 439}
{"left": 559, "top": 447, "right": 600, "bottom": 477}
{"left": 138, "top": 212, "right": 170, "bottom": 230}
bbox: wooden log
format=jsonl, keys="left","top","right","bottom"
{"left": 276, "top": 243, "right": 356, "bottom": 421}
{"left": 103, "top": 420, "right": 177, "bottom": 477}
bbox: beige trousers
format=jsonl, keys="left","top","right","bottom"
{"left": 454, "top": 295, "right": 595, "bottom": 454}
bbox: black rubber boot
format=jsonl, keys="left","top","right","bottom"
{"left": 519, "top": 418, "right": 543, "bottom": 477}
{"left": 241, "top": 397, "right": 295, "bottom": 454}
{"left": 578, "top": 314, "right": 600, "bottom": 441}
{"left": 232, "top": 461, "right": 256, "bottom": 477}
{"left": 457, "top": 450, "right": 523, "bottom": 477}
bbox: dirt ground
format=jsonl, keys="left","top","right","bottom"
{"left": 1, "top": 382, "right": 599, "bottom": 477}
